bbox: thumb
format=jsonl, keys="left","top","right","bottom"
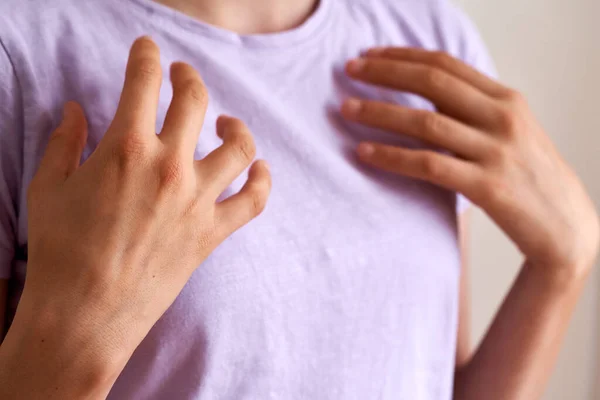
{"left": 38, "top": 101, "right": 88, "bottom": 183}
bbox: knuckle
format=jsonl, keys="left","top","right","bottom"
{"left": 132, "top": 57, "right": 161, "bottom": 83}
{"left": 423, "top": 69, "right": 448, "bottom": 91}
{"left": 480, "top": 177, "right": 508, "bottom": 204}
{"left": 496, "top": 108, "right": 522, "bottom": 134}
{"left": 503, "top": 89, "right": 528, "bottom": 107}
{"left": 388, "top": 64, "right": 404, "bottom": 80}
{"left": 248, "top": 185, "right": 269, "bottom": 217}
{"left": 421, "top": 113, "right": 444, "bottom": 139}
{"left": 116, "top": 133, "right": 149, "bottom": 163}
{"left": 478, "top": 179, "right": 498, "bottom": 202}
{"left": 487, "top": 143, "right": 508, "bottom": 166}
{"left": 158, "top": 156, "right": 185, "bottom": 188}
{"left": 431, "top": 51, "right": 454, "bottom": 69}
{"left": 179, "top": 79, "right": 208, "bottom": 105}
{"left": 419, "top": 154, "right": 444, "bottom": 180}
{"left": 230, "top": 135, "right": 256, "bottom": 164}
{"left": 361, "top": 59, "right": 374, "bottom": 75}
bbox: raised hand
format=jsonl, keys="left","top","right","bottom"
{"left": 0, "top": 37, "right": 271, "bottom": 399}
{"left": 342, "top": 47, "right": 598, "bottom": 279}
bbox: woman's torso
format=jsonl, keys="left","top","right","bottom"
{"left": 0, "top": 0, "right": 494, "bottom": 398}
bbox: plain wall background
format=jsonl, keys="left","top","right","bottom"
{"left": 455, "top": 0, "right": 600, "bottom": 399}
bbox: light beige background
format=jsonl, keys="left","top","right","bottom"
{"left": 455, "top": 0, "right": 600, "bottom": 399}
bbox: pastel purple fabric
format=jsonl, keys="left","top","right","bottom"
{"left": 0, "top": 0, "right": 496, "bottom": 398}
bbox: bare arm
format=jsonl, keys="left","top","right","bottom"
{"left": 454, "top": 258, "right": 587, "bottom": 399}
{"left": 452, "top": 182, "right": 591, "bottom": 398}
{"left": 455, "top": 212, "right": 473, "bottom": 368}
{"left": 342, "top": 47, "right": 599, "bottom": 400}
{"left": 454, "top": 206, "right": 588, "bottom": 400}
{"left": 0, "top": 37, "right": 271, "bottom": 399}
{"left": 0, "top": 279, "right": 6, "bottom": 341}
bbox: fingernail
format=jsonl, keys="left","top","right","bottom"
{"left": 357, "top": 143, "right": 375, "bottom": 158}
{"left": 346, "top": 59, "right": 366, "bottom": 74}
{"left": 342, "top": 98, "right": 362, "bottom": 116}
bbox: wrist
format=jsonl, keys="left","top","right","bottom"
{"left": 525, "top": 257, "right": 593, "bottom": 295}
{"left": 0, "top": 291, "right": 127, "bottom": 399}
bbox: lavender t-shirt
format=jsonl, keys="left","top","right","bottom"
{"left": 0, "top": 0, "right": 496, "bottom": 398}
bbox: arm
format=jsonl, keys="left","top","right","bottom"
{"left": 0, "top": 279, "right": 6, "bottom": 340}
{"left": 455, "top": 211, "right": 473, "bottom": 368}
{"left": 454, "top": 205, "right": 589, "bottom": 400}
{"left": 342, "top": 47, "right": 599, "bottom": 400}
{"left": 0, "top": 37, "right": 271, "bottom": 398}
{"left": 454, "top": 258, "right": 588, "bottom": 399}
{"left": 0, "top": 296, "right": 122, "bottom": 399}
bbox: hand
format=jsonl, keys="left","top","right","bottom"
{"left": 341, "top": 47, "right": 599, "bottom": 280}
{"left": 5, "top": 37, "right": 271, "bottom": 395}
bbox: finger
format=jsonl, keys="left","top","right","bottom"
{"left": 196, "top": 116, "right": 257, "bottom": 195}
{"left": 214, "top": 160, "right": 271, "bottom": 238}
{"left": 345, "top": 58, "right": 501, "bottom": 127}
{"left": 112, "top": 36, "right": 162, "bottom": 135}
{"left": 365, "top": 47, "right": 508, "bottom": 98}
{"left": 356, "top": 142, "right": 483, "bottom": 195}
{"left": 160, "top": 62, "right": 209, "bottom": 157}
{"left": 341, "top": 98, "right": 492, "bottom": 160}
{"left": 37, "top": 102, "right": 88, "bottom": 183}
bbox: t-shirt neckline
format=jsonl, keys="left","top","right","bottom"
{"left": 124, "top": 0, "right": 333, "bottom": 49}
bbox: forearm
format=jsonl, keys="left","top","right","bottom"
{"left": 0, "top": 279, "right": 7, "bottom": 340}
{"left": 0, "top": 291, "right": 125, "bottom": 399}
{"left": 454, "top": 261, "right": 591, "bottom": 400}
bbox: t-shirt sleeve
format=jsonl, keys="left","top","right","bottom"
{"left": 0, "top": 40, "right": 24, "bottom": 279}
{"left": 433, "top": 0, "right": 499, "bottom": 213}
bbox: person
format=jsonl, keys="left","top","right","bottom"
{"left": 0, "top": 0, "right": 597, "bottom": 399}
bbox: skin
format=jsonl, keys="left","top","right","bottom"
{"left": 0, "top": 37, "right": 272, "bottom": 398}
{"left": 153, "top": 0, "right": 318, "bottom": 34}
{"left": 456, "top": 211, "right": 473, "bottom": 367}
{"left": 0, "top": 1, "right": 598, "bottom": 399}
{"left": 341, "top": 48, "right": 599, "bottom": 398}
{"left": 0, "top": 0, "right": 316, "bottom": 350}
{"left": 0, "top": 0, "right": 476, "bottom": 368}
{"left": 0, "top": 281, "right": 5, "bottom": 339}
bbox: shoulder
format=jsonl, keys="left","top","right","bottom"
{"left": 0, "top": 0, "right": 140, "bottom": 107}
{"left": 0, "top": 0, "right": 87, "bottom": 72}
{"left": 0, "top": 0, "right": 93, "bottom": 40}
{"left": 343, "top": 0, "right": 473, "bottom": 34}
{"left": 0, "top": 0, "right": 135, "bottom": 150}
{"left": 0, "top": 0, "right": 132, "bottom": 74}
{"left": 341, "top": 0, "right": 496, "bottom": 74}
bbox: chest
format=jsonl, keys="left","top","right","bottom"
{"left": 17, "top": 43, "right": 461, "bottom": 317}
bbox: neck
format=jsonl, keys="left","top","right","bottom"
{"left": 153, "top": 0, "right": 319, "bottom": 34}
